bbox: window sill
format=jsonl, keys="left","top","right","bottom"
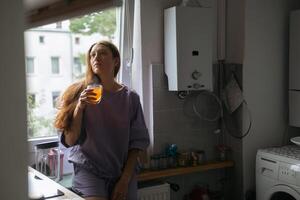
{"left": 28, "top": 136, "right": 59, "bottom": 153}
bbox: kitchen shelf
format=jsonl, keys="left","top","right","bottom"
{"left": 137, "top": 160, "right": 234, "bottom": 181}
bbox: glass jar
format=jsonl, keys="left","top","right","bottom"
{"left": 168, "top": 156, "right": 177, "bottom": 168}
{"left": 196, "top": 150, "right": 206, "bottom": 164}
{"left": 150, "top": 155, "right": 160, "bottom": 170}
{"left": 34, "top": 141, "right": 64, "bottom": 181}
{"left": 177, "top": 152, "right": 189, "bottom": 167}
{"left": 159, "top": 155, "right": 168, "bottom": 169}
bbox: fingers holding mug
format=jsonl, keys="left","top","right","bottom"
{"left": 86, "top": 84, "right": 103, "bottom": 104}
{"left": 78, "top": 84, "right": 103, "bottom": 108}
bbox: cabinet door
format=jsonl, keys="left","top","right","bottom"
{"left": 289, "top": 91, "right": 300, "bottom": 127}
{"left": 289, "top": 10, "right": 300, "bottom": 90}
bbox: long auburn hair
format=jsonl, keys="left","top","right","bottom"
{"left": 54, "top": 40, "right": 121, "bottom": 131}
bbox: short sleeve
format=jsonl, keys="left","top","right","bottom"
{"left": 129, "top": 94, "right": 150, "bottom": 151}
{"left": 60, "top": 132, "right": 70, "bottom": 148}
{"left": 59, "top": 117, "right": 87, "bottom": 148}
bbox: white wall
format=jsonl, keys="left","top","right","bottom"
{"left": 243, "top": 0, "right": 300, "bottom": 196}
{"left": 0, "top": 1, "right": 28, "bottom": 199}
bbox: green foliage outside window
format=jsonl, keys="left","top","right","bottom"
{"left": 27, "top": 95, "right": 54, "bottom": 138}
{"left": 69, "top": 9, "right": 116, "bottom": 40}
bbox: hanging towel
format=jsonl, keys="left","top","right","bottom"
{"left": 222, "top": 73, "right": 244, "bottom": 113}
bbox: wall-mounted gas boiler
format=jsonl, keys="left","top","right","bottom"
{"left": 164, "top": 6, "right": 213, "bottom": 91}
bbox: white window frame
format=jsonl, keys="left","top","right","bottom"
{"left": 118, "top": 0, "right": 134, "bottom": 88}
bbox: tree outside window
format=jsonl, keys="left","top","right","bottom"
{"left": 69, "top": 8, "right": 116, "bottom": 40}
{"left": 27, "top": 94, "right": 53, "bottom": 138}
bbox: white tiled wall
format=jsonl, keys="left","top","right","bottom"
{"left": 152, "top": 64, "right": 218, "bottom": 158}
{"left": 150, "top": 64, "right": 230, "bottom": 199}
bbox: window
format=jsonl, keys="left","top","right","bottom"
{"left": 73, "top": 57, "right": 82, "bottom": 75}
{"left": 75, "top": 37, "right": 80, "bottom": 44}
{"left": 24, "top": 7, "right": 122, "bottom": 139}
{"left": 51, "top": 57, "right": 60, "bottom": 74}
{"left": 26, "top": 57, "right": 34, "bottom": 74}
{"left": 52, "top": 91, "right": 60, "bottom": 108}
{"left": 28, "top": 93, "right": 36, "bottom": 106}
{"left": 39, "top": 36, "right": 44, "bottom": 44}
{"left": 56, "top": 22, "right": 62, "bottom": 29}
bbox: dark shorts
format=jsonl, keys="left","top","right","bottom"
{"left": 72, "top": 164, "right": 137, "bottom": 199}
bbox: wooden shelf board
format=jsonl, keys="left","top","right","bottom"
{"left": 137, "top": 160, "right": 234, "bottom": 181}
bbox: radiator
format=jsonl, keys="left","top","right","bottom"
{"left": 138, "top": 183, "right": 170, "bottom": 200}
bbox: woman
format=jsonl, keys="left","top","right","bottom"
{"left": 55, "top": 40, "right": 150, "bottom": 200}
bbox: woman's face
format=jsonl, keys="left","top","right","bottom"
{"left": 89, "top": 43, "right": 118, "bottom": 79}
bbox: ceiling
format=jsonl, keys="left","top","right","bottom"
{"left": 23, "top": 0, "right": 61, "bottom": 12}
{"left": 23, "top": 0, "right": 120, "bottom": 28}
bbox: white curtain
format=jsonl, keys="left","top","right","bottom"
{"left": 132, "top": 0, "right": 154, "bottom": 158}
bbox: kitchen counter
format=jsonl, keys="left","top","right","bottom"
{"left": 28, "top": 166, "right": 83, "bottom": 200}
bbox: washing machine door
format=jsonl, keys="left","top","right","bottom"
{"left": 264, "top": 184, "right": 300, "bottom": 200}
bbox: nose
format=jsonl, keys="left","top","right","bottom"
{"left": 95, "top": 53, "right": 101, "bottom": 61}
{"left": 91, "top": 52, "right": 102, "bottom": 61}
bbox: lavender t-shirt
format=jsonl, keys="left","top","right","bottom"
{"left": 62, "top": 86, "right": 150, "bottom": 178}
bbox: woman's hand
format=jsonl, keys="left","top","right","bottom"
{"left": 111, "top": 177, "right": 129, "bottom": 200}
{"left": 77, "top": 88, "right": 97, "bottom": 109}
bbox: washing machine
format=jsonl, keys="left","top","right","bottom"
{"left": 256, "top": 145, "right": 300, "bottom": 200}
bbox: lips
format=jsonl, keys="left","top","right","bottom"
{"left": 93, "top": 63, "right": 102, "bottom": 68}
